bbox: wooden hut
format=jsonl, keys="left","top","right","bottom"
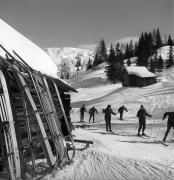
{"left": 0, "top": 19, "right": 76, "bottom": 180}
{"left": 122, "top": 66, "right": 156, "bottom": 87}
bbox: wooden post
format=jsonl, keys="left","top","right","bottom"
{"left": 0, "top": 70, "right": 21, "bottom": 180}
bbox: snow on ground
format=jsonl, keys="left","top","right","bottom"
{"left": 71, "top": 84, "right": 121, "bottom": 103}
{"left": 44, "top": 124, "right": 174, "bottom": 180}
{"left": 125, "top": 66, "right": 156, "bottom": 77}
{"left": 46, "top": 47, "right": 94, "bottom": 73}
{"left": 70, "top": 66, "right": 174, "bottom": 120}
{"left": 69, "top": 68, "right": 107, "bottom": 89}
{"left": 43, "top": 65, "right": 174, "bottom": 180}
{"left": 157, "top": 45, "right": 174, "bottom": 60}
{"left": 38, "top": 64, "right": 174, "bottom": 180}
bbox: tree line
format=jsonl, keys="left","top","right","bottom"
{"left": 86, "top": 28, "right": 174, "bottom": 83}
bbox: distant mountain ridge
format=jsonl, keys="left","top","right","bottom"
{"left": 45, "top": 47, "right": 95, "bottom": 72}
{"left": 45, "top": 38, "right": 174, "bottom": 74}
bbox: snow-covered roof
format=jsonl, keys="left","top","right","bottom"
{"left": 0, "top": 19, "right": 76, "bottom": 92}
{"left": 126, "top": 66, "right": 156, "bottom": 78}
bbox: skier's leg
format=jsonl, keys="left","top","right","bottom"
{"left": 80, "top": 113, "right": 82, "bottom": 122}
{"left": 105, "top": 119, "right": 108, "bottom": 131}
{"left": 138, "top": 119, "right": 142, "bottom": 135}
{"left": 93, "top": 115, "right": 95, "bottom": 123}
{"left": 108, "top": 118, "right": 112, "bottom": 131}
{"left": 142, "top": 120, "right": 146, "bottom": 135}
{"left": 89, "top": 114, "right": 92, "bottom": 122}
{"left": 120, "top": 112, "right": 123, "bottom": 120}
{"left": 81, "top": 113, "right": 84, "bottom": 122}
{"left": 163, "top": 124, "right": 172, "bottom": 142}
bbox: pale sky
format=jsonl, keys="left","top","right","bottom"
{"left": 0, "top": 0, "right": 173, "bottom": 48}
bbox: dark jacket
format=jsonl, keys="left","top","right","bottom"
{"left": 103, "top": 108, "right": 116, "bottom": 120}
{"left": 162, "top": 112, "right": 174, "bottom": 125}
{"left": 80, "top": 107, "right": 86, "bottom": 114}
{"left": 118, "top": 106, "right": 128, "bottom": 113}
{"left": 137, "top": 109, "right": 151, "bottom": 120}
{"left": 89, "top": 107, "right": 98, "bottom": 115}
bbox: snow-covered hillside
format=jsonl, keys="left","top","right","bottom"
{"left": 48, "top": 61, "right": 174, "bottom": 180}
{"left": 46, "top": 47, "right": 95, "bottom": 72}
{"left": 157, "top": 45, "right": 174, "bottom": 60}
{"left": 45, "top": 37, "right": 139, "bottom": 74}
{"left": 42, "top": 45, "right": 174, "bottom": 180}
{"left": 70, "top": 65, "right": 174, "bottom": 120}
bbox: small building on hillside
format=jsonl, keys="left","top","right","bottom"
{"left": 122, "top": 66, "right": 156, "bottom": 87}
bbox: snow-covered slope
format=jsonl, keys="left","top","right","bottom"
{"left": 157, "top": 45, "right": 174, "bottom": 60}
{"left": 45, "top": 37, "right": 139, "bottom": 73}
{"left": 70, "top": 64, "right": 174, "bottom": 121}
{"left": 46, "top": 47, "right": 95, "bottom": 72}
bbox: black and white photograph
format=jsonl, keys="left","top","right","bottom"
{"left": 0, "top": 0, "right": 174, "bottom": 179}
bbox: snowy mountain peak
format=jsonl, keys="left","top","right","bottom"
{"left": 46, "top": 47, "right": 95, "bottom": 72}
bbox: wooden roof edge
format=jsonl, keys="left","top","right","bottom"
{"left": 0, "top": 45, "right": 77, "bottom": 93}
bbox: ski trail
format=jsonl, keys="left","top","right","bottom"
{"left": 44, "top": 148, "right": 174, "bottom": 180}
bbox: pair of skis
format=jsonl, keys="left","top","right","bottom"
{"left": 13, "top": 51, "right": 75, "bottom": 164}
{"left": 138, "top": 135, "right": 169, "bottom": 146}
{"left": 155, "top": 140, "right": 168, "bottom": 146}
{"left": 0, "top": 70, "right": 21, "bottom": 180}
{"left": 0, "top": 44, "right": 74, "bottom": 179}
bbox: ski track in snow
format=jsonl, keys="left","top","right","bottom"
{"left": 44, "top": 144, "right": 174, "bottom": 180}
{"left": 45, "top": 66, "right": 174, "bottom": 180}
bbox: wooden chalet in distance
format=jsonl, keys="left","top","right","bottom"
{"left": 0, "top": 19, "right": 77, "bottom": 180}
{"left": 122, "top": 66, "right": 156, "bottom": 87}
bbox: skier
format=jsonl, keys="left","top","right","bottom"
{"left": 137, "top": 105, "right": 152, "bottom": 136}
{"left": 80, "top": 104, "right": 86, "bottom": 122}
{"left": 89, "top": 106, "right": 98, "bottom": 123}
{"left": 162, "top": 112, "right": 174, "bottom": 142}
{"left": 102, "top": 105, "right": 116, "bottom": 132}
{"left": 118, "top": 105, "right": 128, "bottom": 120}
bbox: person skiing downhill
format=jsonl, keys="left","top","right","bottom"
{"left": 137, "top": 105, "right": 152, "bottom": 136}
{"left": 162, "top": 112, "right": 174, "bottom": 142}
{"left": 80, "top": 104, "right": 86, "bottom": 122}
{"left": 89, "top": 106, "right": 98, "bottom": 123}
{"left": 118, "top": 105, "right": 128, "bottom": 120}
{"left": 102, "top": 105, "right": 116, "bottom": 132}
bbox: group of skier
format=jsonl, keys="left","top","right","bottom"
{"left": 79, "top": 104, "right": 174, "bottom": 142}
{"left": 79, "top": 104, "right": 128, "bottom": 132}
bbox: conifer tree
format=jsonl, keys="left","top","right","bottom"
{"left": 166, "top": 45, "right": 174, "bottom": 68}
{"left": 105, "top": 44, "right": 117, "bottom": 82}
{"left": 127, "top": 58, "right": 131, "bottom": 66}
{"left": 129, "top": 40, "right": 134, "bottom": 57}
{"left": 158, "top": 54, "right": 164, "bottom": 71}
{"left": 115, "top": 43, "right": 125, "bottom": 81}
{"left": 136, "top": 32, "right": 149, "bottom": 66}
{"left": 124, "top": 43, "right": 129, "bottom": 59}
{"left": 149, "top": 58, "right": 155, "bottom": 73}
{"left": 167, "top": 34, "right": 173, "bottom": 46}
{"left": 96, "top": 38, "right": 107, "bottom": 63}
{"left": 93, "top": 53, "right": 100, "bottom": 66}
{"left": 86, "top": 58, "right": 93, "bottom": 70}
{"left": 155, "top": 28, "right": 162, "bottom": 49}
{"left": 134, "top": 42, "right": 138, "bottom": 57}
